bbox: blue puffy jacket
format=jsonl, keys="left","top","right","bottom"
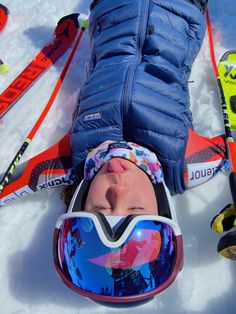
{"left": 71, "top": 0, "right": 207, "bottom": 194}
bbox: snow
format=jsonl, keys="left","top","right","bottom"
{"left": 0, "top": 0, "right": 235, "bottom": 313}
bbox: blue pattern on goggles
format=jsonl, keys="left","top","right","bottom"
{"left": 55, "top": 216, "right": 178, "bottom": 298}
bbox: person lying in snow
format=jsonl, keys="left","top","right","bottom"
{"left": 1, "top": 0, "right": 218, "bottom": 205}
{"left": 2, "top": 0, "right": 235, "bottom": 304}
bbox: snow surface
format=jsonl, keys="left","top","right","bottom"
{"left": 0, "top": 1, "right": 236, "bottom": 313}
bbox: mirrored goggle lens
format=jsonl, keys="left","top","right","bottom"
{"left": 56, "top": 217, "right": 178, "bottom": 298}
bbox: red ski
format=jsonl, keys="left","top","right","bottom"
{"left": 0, "top": 13, "right": 80, "bottom": 118}
{"left": 0, "top": 4, "right": 9, "bottom": 32}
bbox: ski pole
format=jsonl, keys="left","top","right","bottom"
{"left": 206, "top": 9, "right": 236, "bottom": 209}
{"left": 0, "top": 58, "right": 9, "bottom": 73}
{"left": 0, "top": 21, "right": 88, "bottom": 194}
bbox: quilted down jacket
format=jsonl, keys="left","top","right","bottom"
{"left": 71, "top": 0, "right": 207, "bottom": 194}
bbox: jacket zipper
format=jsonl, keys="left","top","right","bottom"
{"left": 121, "top": 0, "right": 150, "bottom": 122}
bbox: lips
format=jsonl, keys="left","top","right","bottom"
{"left": 107, "top": 158, "right": 129, "bottom": 174}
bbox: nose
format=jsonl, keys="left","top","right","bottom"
{"left": 109, "top": 183, "right": 127, "bottom": 197}
{"left": 106, "top": 183, "right": 129, "bottom": 215}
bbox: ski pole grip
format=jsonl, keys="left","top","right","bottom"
{"left": 229, "top": 172, "right": 236, "bottom": 213}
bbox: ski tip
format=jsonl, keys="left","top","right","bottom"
{"left": 0, "top": 4, "right": 9, "bottom": 15}
{"left": 220, "top": 50, "right": 236, "bottom": 62}
{"left": 0, "top": 4, "right": 9, "bottom": 32}
{"left": 57, "top": 13, "right": 80, "bottom": 30}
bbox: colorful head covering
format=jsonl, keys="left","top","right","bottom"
{"left": 84, "top": 140, "right": 164, "bottom": 184}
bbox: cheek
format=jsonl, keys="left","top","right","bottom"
{"left": 145, "top": 205, "right": 158, "bottom": 215}
{"left": 88, "top": 172, "right": 108, "bottom": 194}
{"left": 84, "top": 177, "right": 106, "bottom": 208}
{"left": 134, "top": 177, "right": 158, "bottom": 213}
{"left": 134, "top": 174, "right": 154, "bottom": 196}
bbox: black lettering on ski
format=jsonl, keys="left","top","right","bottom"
{"left": 201, "top": 169, "right": 207, "bottom": 177}
{"left": 190, "top": 172, "right": 194, "bottom": 181}
{"left": 38, "top": 183, "right": 47, "bottom": 190}
{"left": 224, "top": 65, "right": 236, "bottom": 80}
{"left": 230, "top": 72, "right": 236, "bottom": 80}
{"left": 224, "top": 65, "right": 233, "bottom": 78}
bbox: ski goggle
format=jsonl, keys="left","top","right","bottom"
{"left": 53, "top": 211, "right": 183, "bottom": 304}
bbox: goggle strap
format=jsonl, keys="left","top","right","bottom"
{"left": 153, "top": 183, "right": 172, "bottom": 219}
{"left": 68, "top": 180, "right": 90, "bottom": 213}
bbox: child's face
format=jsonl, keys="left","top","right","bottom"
{"left": 84, "top": 157, "right": 158, "bottom": 216}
